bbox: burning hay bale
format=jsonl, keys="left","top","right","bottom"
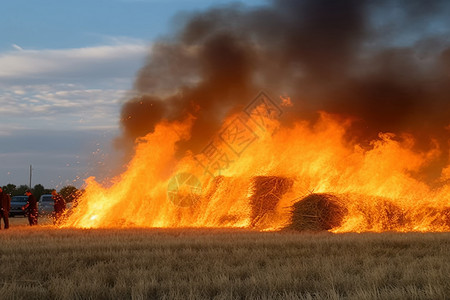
{"left": 249, "top": 176, "right": 293, "bottom": 227}
{"left": 287, "top": 193, "right": 347, "bottom": 231}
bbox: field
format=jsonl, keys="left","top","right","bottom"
{"left": 0, "top": 219, "right": 449, "bottom": 300}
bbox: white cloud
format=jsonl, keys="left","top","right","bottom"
{"left": 12, "top": 44, "right": 23, "bottom": 51}
{"left": 0, "top": 84, "right": 128, "bottom": 131}
{"left": 0, "top": 41, "right": 148, "bottom": 80}
{"left": 0, "top": 39, "right": 149, "bottom": 132}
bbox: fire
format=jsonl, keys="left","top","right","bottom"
{"left": 62, "top": 98, "right": 449, "bottom": 232}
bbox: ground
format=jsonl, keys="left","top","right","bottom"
{"left": 0, "top": 218, "right": 448, "bottom": 299}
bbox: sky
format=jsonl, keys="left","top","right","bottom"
{"left": 0, "top": 0, "right": 267, "bottom": 189}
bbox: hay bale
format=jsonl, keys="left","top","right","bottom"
{"left": 249, "top": 176, "right": 293, "bottom": 226}
{"left": 287, "top": 193, "right": 347, "bottom": 231}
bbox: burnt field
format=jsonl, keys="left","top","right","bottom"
{"left": 0, "top": 222, "right": 448, "bottom": 300}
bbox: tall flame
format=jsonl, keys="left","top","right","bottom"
{"left": 63, "top": 99, "right": 449, "bottom": 232}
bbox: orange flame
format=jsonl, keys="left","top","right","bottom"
{"left": 62, "top": 101, "right": 449, "bottom": 232}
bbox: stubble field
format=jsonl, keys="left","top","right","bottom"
{"left": 0, "top": 218, "right": 449, "bottom": 300}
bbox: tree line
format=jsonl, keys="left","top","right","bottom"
{"left": 1, "top": 184, "right": 83, "bottom": 203}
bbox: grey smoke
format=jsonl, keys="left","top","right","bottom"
{"left": 118, "top": 0, "right": 450, "bottom": 182}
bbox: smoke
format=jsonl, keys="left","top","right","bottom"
{"left": 117, "top": 0, "right": 450, "bottom": 179}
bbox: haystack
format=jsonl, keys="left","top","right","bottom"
{"left": 249, "top": 176, "right": 293, "bottom": 226}
{"left": 287, "top": 193, "right": 347, "bottom": 231}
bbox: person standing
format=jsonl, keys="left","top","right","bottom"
{"left": 51, "top": 190, "right": 66, "bottom": 225}
{"left": 22, "top": 190, "right": 38, "bottom": 226}
{"left": 0, "top": 187, "right": 11, "bottom": 229}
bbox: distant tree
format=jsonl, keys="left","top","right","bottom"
{"left": 15, "top": 185, "right": 29, "bottom": 196}
{"left": 59, "top": 185, "right": 80, "bottom": 203}
{"left": 44, "top": 188, "right": 53, "bottom": 195}
{"left": 33, "top": 184, "right": 46, "bottom": 201}
{"left": 2, "top": 183, "right": 16, "bottom": 194}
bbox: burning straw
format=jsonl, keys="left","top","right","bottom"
{"left": 287, "top": 193, "right": 348, "bottom": 231}
{"left": 414, "top": 207, "right": 450, "bottom": 229}
{"left": 249, "top": 176, "right": 293, "bottom": 227}
{"left": 354, "top": 197, "right": 407, "bottom": 231}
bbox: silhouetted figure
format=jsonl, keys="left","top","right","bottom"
{"left": 51, "top": 190, "right": 66, "bottom": 225}
{"left": 0, "top": 187, "right": 11, "bottom": 229}
{"left": 23, "top": 190, "right": 38, "bottom": 226}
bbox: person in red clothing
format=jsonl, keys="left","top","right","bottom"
{"left": 0, "top": 187, "right": 11, "bottom": 229}
{"left": 51, "top": 190, "right": 66, "bottom": 225}
{"left": 22, "top": 190, "right": 38, "bottom": 226}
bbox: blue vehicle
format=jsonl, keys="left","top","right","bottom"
{"left": 9, "top": 196, "right": 29, "bottom": 217}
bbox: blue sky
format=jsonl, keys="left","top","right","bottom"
{"left": 0, "top": 0, "right": 267, "bottom": 189}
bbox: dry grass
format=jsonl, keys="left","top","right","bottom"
{"left": 0, "top": 221, "right": 449, "bottom": 299}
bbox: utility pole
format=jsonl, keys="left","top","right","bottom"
{"left": 29, "top": 165, "right": 32, "bottom": 189}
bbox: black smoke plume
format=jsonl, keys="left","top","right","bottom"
{"left": 118, "top": 0, "right": 450, "bottom": 182}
